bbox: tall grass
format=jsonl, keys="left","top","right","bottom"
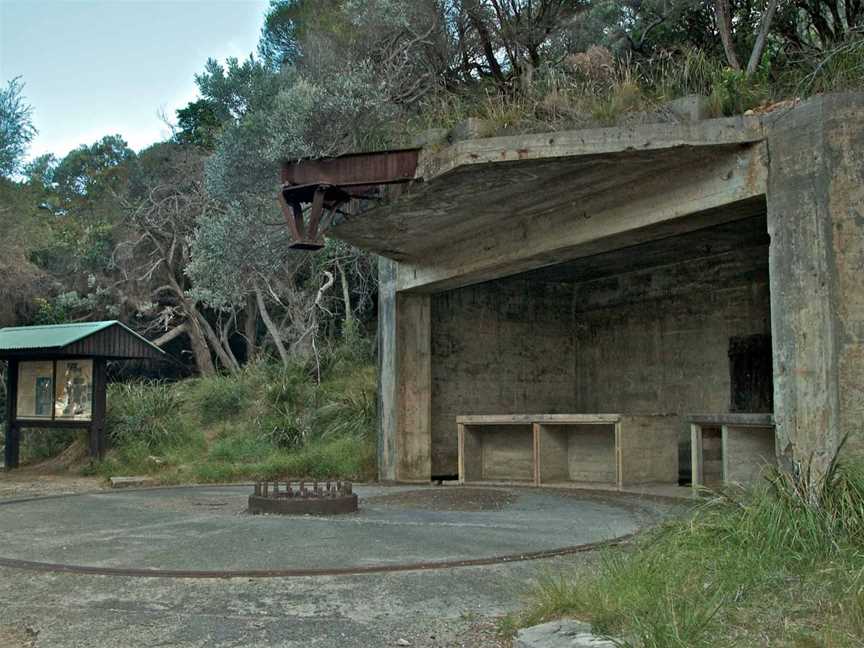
{"left": 106, "top": 381, "right": 191, "bottom": 450}
{"left": 407, "top": 37, "right": 864, "bottom": 147}
{"left": 93, "top": 346, "right": 377, "bottom": 482}
{"left": 507, "top": 461, "right": 864, "bottom": 647}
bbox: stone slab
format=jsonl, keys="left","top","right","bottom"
{"left": 515, "top": 620, "right": 617, "bottom": 648}
{"left": 109, "top": 476, "right": 155, "bottom": 489}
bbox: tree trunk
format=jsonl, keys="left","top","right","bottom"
{"left": 715, "top": 0, "right": 742, "bottom": 70}
{"left": 465, "top": 2, "right": 507, "bottom": 85}
{"left": 255, "top": 281, "right": 290, "bottom": 367}
{"left": 244, "top": 293, "right": 258, "bottom": 362}
{"left": 187, "top": 315, "right": 217, "bottom": 376}
{"left": 336, "top": 260, "right": 354, "bottom": 335}
{"left": 746, "top": 0, "right": 781, "bottom": 76}
{"left": 196, "top": 311, "right": 240, "bottom": 373}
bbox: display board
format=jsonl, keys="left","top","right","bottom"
{"left": 16, "top": 361, "right": 55, "bottom": 420}
{"left": 15, "top": 359, "right": 93, "bottom": 422}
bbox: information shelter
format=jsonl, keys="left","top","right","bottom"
{"left": 0, "top": 321, "right": 164, "bottom": 468}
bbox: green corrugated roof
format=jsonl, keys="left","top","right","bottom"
{"left": 0, "top": 321, "right": 161, "bottom": 353}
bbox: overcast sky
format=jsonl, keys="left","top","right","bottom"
{"left": 1, "top": 0, "right": 268, "bottom": 161}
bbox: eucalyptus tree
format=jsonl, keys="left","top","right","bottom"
{"left": 0, "top": 77, "right": 37, "bottom": 178}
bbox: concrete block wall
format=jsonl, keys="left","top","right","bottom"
{"left": 431, "top": 279, "right": 576, "bottom": 475}
{"left": 573, "top": 247, "right": 771, "bottom": 472}
{"left": 429, "top": 246, "right": 770, "bottom": 477}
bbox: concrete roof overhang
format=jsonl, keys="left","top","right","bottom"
{"left": 327, "top": 116, "right": 769, "bottom": 293}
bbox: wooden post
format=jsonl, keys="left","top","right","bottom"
{"left": 89, "top": 359, "right": 107, "bottom": 460}
{"left": 4, "top": 359, "right": 19, "bottom": 469}
{"left": 691, "top": 424, "right": 703, "bottom": 490}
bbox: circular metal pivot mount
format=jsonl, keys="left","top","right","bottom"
{"left": 247, "top": 480, "right": 359, "bottom": 515}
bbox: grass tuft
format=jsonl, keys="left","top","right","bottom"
{"left": 506, "top": 460, "right": 864, "bottom": 647}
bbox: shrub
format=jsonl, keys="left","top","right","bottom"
{"left": 106, "top": 381, "right": 191, "bottom": 451}
{"left": 189, "top": 374, "right": 252, "bottom": 425}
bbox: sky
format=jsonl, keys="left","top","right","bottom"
{"left": 0, "top": 0, "right": 269, "bottom": 161}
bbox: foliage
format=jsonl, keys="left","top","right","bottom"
{"left": 0, "top": 77, "right": 37, "bottom": 177}
{"left": 174, "top": 99, "right": 224, "bottom": 150}
{"left": 92, "top": 350, "right": 377, "bottom": 483}
{"left": 106, "top": 381, "right": 192, "bottom": 451}
{"left": 505, "top": 462, "right": 864, "bottom": 647}
{"left": 187, "top": 374, "right": 252, "bottom": 425}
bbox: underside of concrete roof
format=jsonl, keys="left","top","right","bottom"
{"left": 325, "top": 115, "right": 769, "bottom": 293}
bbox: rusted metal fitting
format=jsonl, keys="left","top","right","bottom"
{"left": 248, "top": 480, "right": 358, "bottom": 515}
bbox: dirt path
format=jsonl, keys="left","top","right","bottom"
{"left": 0, "top": 469, "right": 104, "bottom": 499}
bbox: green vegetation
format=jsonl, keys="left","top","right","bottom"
{"left": 86, "top": 357, "right": 377, "bottom": 484}
{"left": 504, "top": 461, "right": 864, "bottom": 647}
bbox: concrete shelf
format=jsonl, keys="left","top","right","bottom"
{"left": 457, "top": 414, "right": 679, "bottom": 488}
{"left": 458, "top": 418, "right": 537, "bottom": 484}
{"left": 690, "top": 414, "right": 776, "bottom": 490}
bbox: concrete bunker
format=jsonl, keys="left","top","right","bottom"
{"left": 280, "top": 93, "right": 864, "bottom": 492}
{"left": 432, "top": 214, "right": 773, "bottom": 487}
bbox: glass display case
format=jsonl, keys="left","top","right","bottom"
{"left": 16, "top": 361, "right": 55, "bottom": 420}
{"left": 55, "top": 359, "right": 93, "bottom": 421}
{"left": 15, "top": 359, "right": 93, "bottom": 422}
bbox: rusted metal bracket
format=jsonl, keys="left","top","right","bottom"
{"left": 279, "top": 148, "right": 421, "bottom": 251}
{"left": 278, "top": 183, "right": 350, "bottom": 251}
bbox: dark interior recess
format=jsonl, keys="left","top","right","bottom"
{"left": 729, "top": 334, "right": 774, "bottom": 413}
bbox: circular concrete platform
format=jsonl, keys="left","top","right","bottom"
{"left": 0, "top": 485, "right": 648, "bottom": 577}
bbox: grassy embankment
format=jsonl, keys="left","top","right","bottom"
{"left": 504, "top": 459, "right": 864, "bottom": 647}
{"left": 82, "top": 350, "right": 377, "bottom": 483}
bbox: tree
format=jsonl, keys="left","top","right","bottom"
{"left": 0, "top": 77, "right": 37, "bottom": 178}
{"left": 187, "top": 198, "right": 296, "bottom": 366}
{"left": 713, "top": 0, "right": 782, "bottom": 75}
{"left": 174, "top": 99, "right": 225, "bottom": 150}
{"left": 119, "top": 143, "right": 238, "bottom": 375}
{"left": 35, "top": 135, "right": 135, "bottom": 276}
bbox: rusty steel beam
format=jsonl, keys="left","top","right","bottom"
{"left": 281, "top": 148, "right": 420, "bottom": 188}
{"left": 278, "top": 149, "right": 421, "bottom": 251}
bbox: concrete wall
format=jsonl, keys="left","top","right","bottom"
{"left": 572, "top": 247, "right": 771, "bottom": 416}
{"left": 427, "top": 247, "right": 770, "bottom": 477}
{"left": 430, "top": 280, "right": 576, "bottom": 475}
{"left": 767, "top": 93, "right": 864, "bottom": 481}
{"left": 724, "top": 426, "right": 776, "bottom": 485}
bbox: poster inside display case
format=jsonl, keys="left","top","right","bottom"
{"left": 54, "top": 359, "right": 93, "bottom": 421}
{"left": 16, "top": 361, "right": 55, "bottom": 420}
{"left": 14, "top": 359, "right": 93, "bottom": 422}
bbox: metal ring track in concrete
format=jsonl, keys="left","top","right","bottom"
{"left": 0, "top": 485, "right": 650, "bottom": 579}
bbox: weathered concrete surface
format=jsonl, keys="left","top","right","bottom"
{"left": 515, "top": 620, "right": 617, "bottom": 648}
{"left": 395, "top": 144, "right": 768, "bottom": 292}
{"left": 766, "top": 93, "right": 864, "bottom": 479}
{"left": 369, "top": 93, "right": 864, "bottom": 485}
{"left": 0, "top": 485, "right": 646, "bottom": 572}
{"left": 427, "top": 244, "right": 770, "bottom": 477}
{"left": 0, "top": 556, "right": 578, "bottom": 648}
{"left": 378, "top": 257, "right": 398, "bottom": 481}
{"left": 431, "top": 280, "right": 575, "bottom": 476}
{"left": 0, "top": 486, "right": 680, "bottom": 648}
{"left": 330, "top": 121, "right": 767, "bottom": 271}
{"left": 396, "top": 294, "right": 432, "bottom": 482}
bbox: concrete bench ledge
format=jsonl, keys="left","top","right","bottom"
{"left": 515, "top": 620, "right": 617, "bottom": 647}
{"left": 109, "top": 476, "right": 156, "bottom": 489}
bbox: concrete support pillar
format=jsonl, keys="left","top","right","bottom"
{"left": 377, "top": 257, "right": 432, "bottom": 482}
{"left": 395, "top": 292, "right": 432, "bottom": 482}
{"left": 377, "top": 258, "right": 398, "bottom": 481}
{"left": 767, "top": 93, "right": 864, "bottom": 485}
